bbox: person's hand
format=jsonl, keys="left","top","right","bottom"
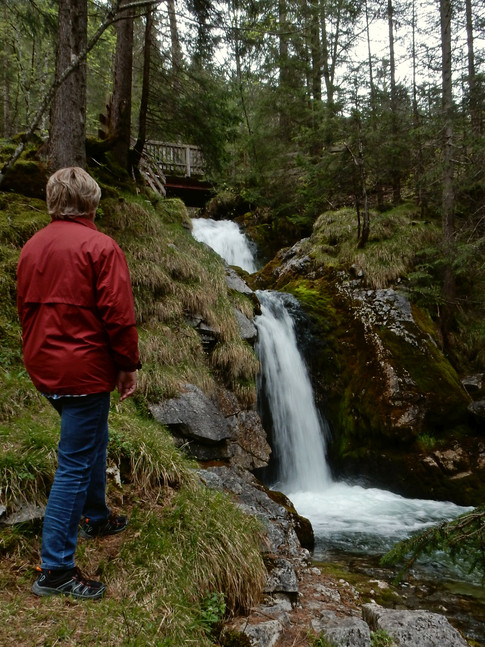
{"left": 116, "top": 370, "right": 137, "bottom": 401}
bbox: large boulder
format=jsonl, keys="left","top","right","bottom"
{"left": 150, "top": 384, "right": 271, "bottom": 469}
{"left": 362, "top": 603, "right": 469, "bottom": 647}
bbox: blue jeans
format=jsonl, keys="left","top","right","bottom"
{"left": 41, "top": 393, "right": 111, "bottom": 570}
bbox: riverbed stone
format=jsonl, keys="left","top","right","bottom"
{"left": 362, "top": 603, "right": 469, "bottom": 646}
{"left": 312, "top": 611, "right": 371, "bottom": 647}
{"left": 242, "top": 619, "right": 284, "bottom": 647}
{"left": 263, "top": 558, "right": 299, "bottom": 596}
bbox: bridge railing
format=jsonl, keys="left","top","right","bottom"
{"left": 144, "top": 141, "right": 204, "bottom": 177}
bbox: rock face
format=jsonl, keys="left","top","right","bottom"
{"left": 147, "top": 250, "right": 476, "bottom": 646}
{"left": 250, "top": 237, "right": 485, "bottom": 506}
{"left": 150, "top": 384, "right": 271, "bottom": 468}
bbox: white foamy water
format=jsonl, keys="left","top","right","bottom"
{"left": 255, "top": 291, "right": 331, "bottom": 492}
{"left": 191, "top": 217, "right": 472, "bottom": 558}
{"left": 288, "top": 484, "right": 471, "bottom": 557}
{"left": 192, "top": 218, "right": 257, "bottom": 273}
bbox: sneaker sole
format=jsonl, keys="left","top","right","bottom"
{"left": 32, "top": 580, "right": 106, "bottom": 600}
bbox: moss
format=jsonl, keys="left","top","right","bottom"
{"left": 379, "top": 327, "right": 468, "bottom": 429}
{"left": 0, "top": 194, "right": 49, "bottom": 246}
{"left": 1, "top": 160, "right": 47, "bottom": 198}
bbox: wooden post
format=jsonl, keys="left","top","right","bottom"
{"left": 186, "top": 145, "right": 191, "bottom": 177}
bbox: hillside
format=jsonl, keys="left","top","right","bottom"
{"left": 0, "top": 174, "right": 267, "bottom": 646}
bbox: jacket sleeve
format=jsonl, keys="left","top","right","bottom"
{"left": 94, "top": 240, "right": 141, "bottom": 372}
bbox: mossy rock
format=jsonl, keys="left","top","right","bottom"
{"left": 1, "top": 160, "right": 48, "bottom": 199}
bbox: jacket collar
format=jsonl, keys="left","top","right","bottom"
{"left": 52, "top": 217, "right": 98, "bottom": 230}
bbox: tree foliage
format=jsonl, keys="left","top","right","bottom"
{"left": 381, "top": 507, "right": 485, "bottom": 580}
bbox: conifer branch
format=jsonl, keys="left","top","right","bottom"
{"left": 381, "top": 507, "right": 485, "bottom": 581}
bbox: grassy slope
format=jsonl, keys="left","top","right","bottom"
{"left": 0, "top": 185, "right": 265, "bottom": 646}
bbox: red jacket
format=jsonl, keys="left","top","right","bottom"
{"left": 17, "top": 217, "right": 140, "bottom": 395}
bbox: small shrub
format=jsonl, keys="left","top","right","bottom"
{"left": 371, "top": 629, "right": 394, "bottom": 646}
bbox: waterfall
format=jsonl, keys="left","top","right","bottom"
{"left": 190, "top": 217, "right": 472, "bottom": 562}
{"left": 255, "top": 290, "right": 330, "bottom": 492}
{"left": 192, "top": 218, "right": 257, "bottom": 273}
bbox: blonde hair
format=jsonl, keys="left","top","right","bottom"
{"left": 46, "top": 167, "right": 101, "bottom": 220}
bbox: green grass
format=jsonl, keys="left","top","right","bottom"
{"left": 0, "top": 397, "right": 266, "bottom": 646}
{"left": 310, "top": 205, "right": 441, "bottom": 289}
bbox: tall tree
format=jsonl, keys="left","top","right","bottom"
{"left": 464, "top": 0, "right": 481, "bottom": 135}
{"left": 167, "top": 0, "right": 182, "bottom": 73}
{"left": 439, "top": 0, "right": 456, "bottom": 345}
{"left": 132, "top": 7, "right": 154, "bottom": 171}
{"left": 49, "top": 0, "right": 88, "bottom": 170}
{"left": 387, "top": 0, "right": 401, "bottom": 204}
{"left": 110, "top": 0, "right": 135, "bottom": 170}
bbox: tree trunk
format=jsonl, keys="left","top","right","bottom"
{"left": 278, "top": 0, "right": 291, "bottom": 132}
{"left": 132, "top": 8, "right": 154, "bottom": 173}
{"left": 387, "top": 0, "right": 401, "bottom": 204}
{"left": 309, "top": 0, "right": 321, "bottom": 102}
{"left": 365, "top": 0, "right": 384, "bottom": 209}
{"left": 320, "top": 0, "right": 335, "bottom": 111}
{"left": 1, "top": 0, "right": 11, "bottom": 137}
{"left": 49, "top": 0, "right": 87, "bottom": 171}
{"left": 110, "top": 0, "right": 134, "bottom": 170}
{"left": 440, "top": 0, "right": 456, "bottom": 345}
{"left": 465, "top": 0, "right": 480, "bottom": 135}
{"left": 411, "top": 0, "right": 425, "bottom": 215}
{"left": 167, "top": 0, "right": 182, "bottom": 74}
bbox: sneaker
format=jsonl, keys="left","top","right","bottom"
{"left": 32, "top": 566, "right": 105, "bottom": 600}
{"left": 79, "top": 514, "right": 128, "bottom": 539}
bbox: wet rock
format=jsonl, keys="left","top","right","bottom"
{"left": 432, "top": 446, "right": 469, "bottom": 474}
{"left": 468, "top": 399, "right": 485, "bottom": 421}
{"left": 462, "top": 373, "right": 485, "bottom": 396}
{"left": 362, "top": 603, "right": 469, "bottom": 646}
{"left": 233, "top": 307, "right": 258, "bottom": 343}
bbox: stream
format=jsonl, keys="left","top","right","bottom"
{"left": 192, "top": 217, "right": 485, "bottom": 645}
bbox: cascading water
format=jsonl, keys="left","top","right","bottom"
{"left": 190, "top": 217, "right": 472, "bottom": 558}
{"left": 255, "top": 290, "right": 331, "bottom": 492}
{"left": 192, "top": 218, "right": 257, "bottom": 273}
{"left": 254, "top": 290, "right": 469, "bottom": 558}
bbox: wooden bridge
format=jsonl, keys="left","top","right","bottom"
{"left": 138, "top": 141, "right": 211, "bottom": 205}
